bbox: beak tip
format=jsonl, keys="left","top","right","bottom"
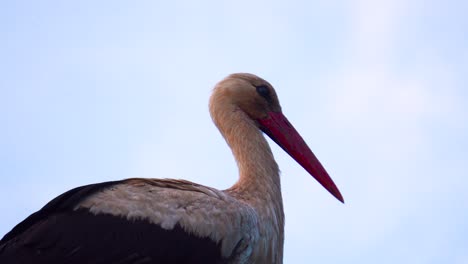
{"left": 338, "top": 196, "right": 345, "bottom": 204}
{"left": 331, "top": 188, "right": 345, "bottom": 204}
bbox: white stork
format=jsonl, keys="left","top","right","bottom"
{"left": 0, "top": 73, "right": 343, "bottom": 264}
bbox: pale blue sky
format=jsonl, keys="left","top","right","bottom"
{"left": 1, "top": 1, "right": 467, "bottom": 263}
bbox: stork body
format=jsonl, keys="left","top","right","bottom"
{"left": 0, "top": 73, "right": 343, "bottom": 264}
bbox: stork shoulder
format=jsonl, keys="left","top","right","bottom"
{"left": 77, "top": 178, "right": 260, "bottom": 259}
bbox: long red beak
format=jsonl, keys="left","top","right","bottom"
{"left": 257, "top": 112, "right": 344, "bottom": 203}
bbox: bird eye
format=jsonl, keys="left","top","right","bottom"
{"left": 256, "top": 85, "right": 270, "bottom": 98}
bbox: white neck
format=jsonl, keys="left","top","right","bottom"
{"left": 210, "top": 96, "right": 284, "bottom": 263}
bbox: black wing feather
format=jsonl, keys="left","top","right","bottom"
{"left": 0, "top": 181, "right": 224, "bottom": 264}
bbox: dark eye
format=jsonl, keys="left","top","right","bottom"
{"left": 256, "top": 85, "right": 270, "bottom": 98}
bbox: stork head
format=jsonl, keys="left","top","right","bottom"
{"left": 210, "top": 73, "right": 344, "bottom": 203}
